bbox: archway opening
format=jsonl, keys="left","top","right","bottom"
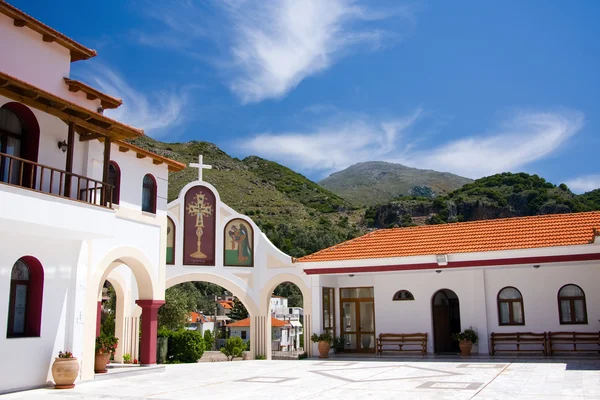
{"left": 432, "top": 289, "right": 461, "bottom": 354}
{"left": 160, "top": 281, "right": 253, "bottom": 362}
{"left": 270, "top": 282, "right": 304, "bottom": 359}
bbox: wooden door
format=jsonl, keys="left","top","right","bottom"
{"left": 432, "top": 289, "right": 461, "bottom": 353}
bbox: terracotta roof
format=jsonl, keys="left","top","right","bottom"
{"left": 227, "top": 317, "right": 289, "bottom": 328}
{"left": 297, "top": 212, "right": 600, "bottom": 263}
{"left": 218, "top": 301, "right": 233, "bottom": 309}
{"left": 0, "top": 1, "right": 97, "bottom": 62}
{"left": 116, "top": 141, "right": 185, "bottom": 172}
{"left": 187, "top": 312, "right": 200, "bottom": 323}
{"left": 0, "top": 71, "right": 143, "bottom": 140}
{"left": 64, "top": 78, "right": 123, "bottom": 109}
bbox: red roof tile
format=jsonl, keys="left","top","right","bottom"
{"left": 297, "top": 212, "right": 600, "bottom": 263}
{"left": 227, "top": 317, "right": 289, "bottom": 328}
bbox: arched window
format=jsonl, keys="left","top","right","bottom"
{"left": 166, "top": 216, "right": 175, "bottom": 264}
{"left": 108, "top": 161, "right": 121, "bottom": 205}
{"left": 558, "top": 284, "right": 587, "bottom": 324}
{"left": 497, "top": 286, "right": 524, "bottom": 325}
{"left": 142, "top": 174, "right": 156, "bottom": 213}
{"left": 0, "top": 107, "right": 23, "bottom": 184}
{"left": 393, "top": 290, "right": 414, "bottom": 301}
{"left": 7, "top": 257, "right": 44, "bottom": 338}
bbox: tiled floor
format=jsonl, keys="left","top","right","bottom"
{"left": 4, "top": 357, "right": 600, "bottom": 399}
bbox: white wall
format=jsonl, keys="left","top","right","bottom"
{"left": 0, "top": 14, "right": 103, "bottom": 112}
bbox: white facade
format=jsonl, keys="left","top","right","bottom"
{"left": 0, "top": 7, "right": 174, "bottom": 394}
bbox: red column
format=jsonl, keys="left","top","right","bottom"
{"left": 96, "top": 301, "right": 102, "bottom": 337}
{"left": 136, "top": 300, "right": 165, "bottom": 365}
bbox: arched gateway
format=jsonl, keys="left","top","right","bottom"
{"left": 165, "top": 173, "right": 314, "bottom": 358}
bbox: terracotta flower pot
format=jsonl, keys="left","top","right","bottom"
{"left": 94, "top": 352, "right": 110, "bottom": 373}
{"left": 317, "top": 341, "right": 331, "bottom": 358}
{"left": 52, "top": 357, "right": 79, "bottom": 389}
{"left": 459, "top": 340, "right": 473, "bottom": 356}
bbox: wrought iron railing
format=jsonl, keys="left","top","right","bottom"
{"left": 0, "top": 151, "right": 114, "bottom": 208}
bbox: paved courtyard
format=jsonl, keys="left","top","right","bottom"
{"left": 4, "top": 358, "right": 600, "bottom": 400}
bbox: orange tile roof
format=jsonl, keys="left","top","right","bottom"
{"left": 188, "top": 312, "right": 200, "bottom": 323}
{"left": 227, "top": 317, "right": 289, "bottom": 328}
{"left": 0, "top": 1, "right": 97, "bottom": 62}
{"left": 218, "top": 301, "right": 233, "bottom": 309}
{"left": 297, "top": 212, "right": 600, "bottom": 263}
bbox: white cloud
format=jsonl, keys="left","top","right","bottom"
{"left": 136, "top": 0, "right": 411, "bottom": 104}
{"left": 78, "top": 66, "right": 189, "bottom": 137}
{"left": 565, "top": 175, "right": 600, "bottom": 193}
{"left": 238, "top": 109, "right": 585, "bottom": 179}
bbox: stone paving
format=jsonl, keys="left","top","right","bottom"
{"left": 4, "top": 357, "right": 600, "bottom": 399}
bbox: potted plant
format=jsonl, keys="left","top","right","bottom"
{"left": 123, "top": 353, "right": 132, "bottom": 364}
{"left": 52, "top": 351, "right": 79, "bottom": 389}
{"left": 95, "top": 334, "right": 118, "bottom": 373}
{"left": 452, "top": 326, "right": 478, "bottom": 356}
{"left": 311, "top": 332, "right": 333, "bottom": 358}
{"left": 332, "top": 336, "right": 345, "bottom": 354}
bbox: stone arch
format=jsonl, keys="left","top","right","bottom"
{"left": 260, "top": 273, "right": 313, "bottom": 357}
{"left": 82, "top": 246, "right": 159, "bottom": 380}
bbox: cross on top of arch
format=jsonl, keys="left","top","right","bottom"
{"left": 189, "top": 155, "right": 212, "bottom": 181}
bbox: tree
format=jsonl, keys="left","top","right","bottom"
{"left": 158, "top": 285, "right": 197, "bottom": 331}
{"left": 229, "top": 298, "right": 249, "bottom": 321}
{"left": 220, "top": 337, "right": 245, "bottom": 361}
{"left": 203, "top": 330, "right": 214, "bottom": 351}
{"left": 273, "top": 282, "right": 303, "bottom": 308}
{"left": 101, "top": 283, "right": 116, "bottom": 336}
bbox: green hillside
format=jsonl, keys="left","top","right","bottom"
{"left": 366, "top": 172, "right": 600, "bottom": 228}
{"left": 319, "top": 161, "right": 472, "bottom": 206}
{"left": 129, "top": 136, "right": 364, "bottom": 258}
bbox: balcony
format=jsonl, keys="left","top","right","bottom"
{"left": 0, "top": 151, "right": 114, "bottom": 208}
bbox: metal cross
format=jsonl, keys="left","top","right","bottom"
{"left": 189, "top": 155, "right": 212, "bottom": 182}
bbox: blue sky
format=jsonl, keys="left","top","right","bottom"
{"left": 14, "top": 0, "right": 600, "bottom": 192}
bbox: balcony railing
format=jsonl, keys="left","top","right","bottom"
{"left": 0, "top": 151, "right": 114, "bottom": 208}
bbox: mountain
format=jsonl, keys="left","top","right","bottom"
{"left": 319, "top": 161, "right": 473, "bottom": 206}
{"left": 129, "top": 136, "right": 364, "bottom": 258}
{"left": 365, "top": 172, "right": 600, "bottom": 229}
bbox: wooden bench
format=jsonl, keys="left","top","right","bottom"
{"left": 547, "top": 331, "right": 600, "bottom": 355}
{"left": 490, "top": 332, "right": 547, "bottom": 355}
{"left": 376, "top": 333, "right": 427, "bottom": 355}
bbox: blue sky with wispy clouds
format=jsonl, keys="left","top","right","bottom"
{"left": 13, "top": 0, "right": 600, "bottom": 192}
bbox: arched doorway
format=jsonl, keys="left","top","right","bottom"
{"left": 432, "top": 289, "right": 461, "bottom": 354}
{"left": 269, "top": 282, "right": 304, "bottom": 358}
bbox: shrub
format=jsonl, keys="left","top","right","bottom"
{"left": 255, "top": 354, "right": 266, "bottom": 360}
{"left": 203, "top": 330, "right": 214, "bottom": 350}
{"left": 310, "top": 332, "right": 333, "bottom": 344}
{"left": 452, "top": 326, "right": 478, "bottom": 344}
{"left": 168, "top": 330, "right": 205, "bottom": 363}
{"left": 220, "top": 337, "right": 245, "bottom": 361}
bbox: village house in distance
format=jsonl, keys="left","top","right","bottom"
{"left": 1, "top": 0, "right": 600, "bottom": 395}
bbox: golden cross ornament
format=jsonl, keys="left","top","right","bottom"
{"left": 186, "top": 191, "right": 213, "bottom": 259}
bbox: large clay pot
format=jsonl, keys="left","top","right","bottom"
{"left": 459, "top": 340, "right": 473, "bottom": 356}
{"left": 52, "top": 357, "right": 79, "bottom": 389}
{"left": 94, "top": 352, "right": 110, "bottom": 373}
{"left": 317, "top": 341, "right": 331, "bottom": 359}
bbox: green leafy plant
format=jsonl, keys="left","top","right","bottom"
{"left": 168, "top": 330, "right": 205, "bottom": 363}
{"left": 95, "top": 333, "right": 118, "bottom": 355}
{"left": 220, "top": 337, "right": 245, "bottom": 361}
{"left": 57, "top": 351, "right": 73, "bottom": 358}
{"left": 310, "top": 332, "right": 333, "bottom": 345}
{"left": 203, "top": 330, "right": 214, "bottom": 350}
{"left": 255, "top": 354, "right": 267, "bottom": 360}
{"left": 332, "top": 336, "right": 345, "bottom": 353}
{"left": 123, "top": 353, "right": 132, "bottom": 364}
{"left": 452, "top": 326, "right": 478, "bottom": 344}
{"left": 298, "top": 352, "right": 308, "bottom": 360}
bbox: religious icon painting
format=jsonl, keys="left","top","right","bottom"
{"left": 183, "top": 185, "right": 216, "bottom": 266}
{"left": 166, "top": 217, "right": 175, "bottom": 265}
{"left": 224, "top": 219, "right": 253, "bottom": 267}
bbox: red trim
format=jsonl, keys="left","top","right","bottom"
{"left": 1, "top": 103, "right": 40, "bottom": 163}
{"left": 136, "top": 300, "right": 165, "bottom": 365}
{"left": 303, "top": 252, "right": 600, "bottom": 275}
{"left": 96, "top": 301, "right": 102, "bottom": 337}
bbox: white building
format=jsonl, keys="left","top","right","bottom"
{"left": 228, "top": 316, "right": 291, "bottom": 350}
{"left": 0, "top": 2, "right": 184, "bottom": 393}
{"left": 270, "top": 296, "right": 303, "bottom": 351}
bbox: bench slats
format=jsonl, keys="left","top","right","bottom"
{"left": 490, "top": 331, "right": 600, "bottom": 355}
{"left": 377, "top": 333, "right": 427, "bottom": 355}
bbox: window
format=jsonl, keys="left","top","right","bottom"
{"left": 497, "top": 286, "right": 524, "bottom": 325}
{"left": 166, "top": 217, "right": 175, "bottom": 264}
{"left": 0, "top": 107, "right": 23, "bottom": 184}
{"left": 558, "top": 284, "right": 587, "bottom": 324}
{"left": 393, "top": 290, "right": 414, "bottom": 301}
{"left": 142, "top": 174, "right": 156, "bottom": 213}
{"left": 7, "top": 257, "right": 43, "bottom": 338}
{"left": 107, "top": 161, "right": 121, "bottom": 205}
{"left": 322, "top": 287, "right": 336, "bottom": 336}
{"left": 241, "top": 330, "right": 247, "bottom": 340}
